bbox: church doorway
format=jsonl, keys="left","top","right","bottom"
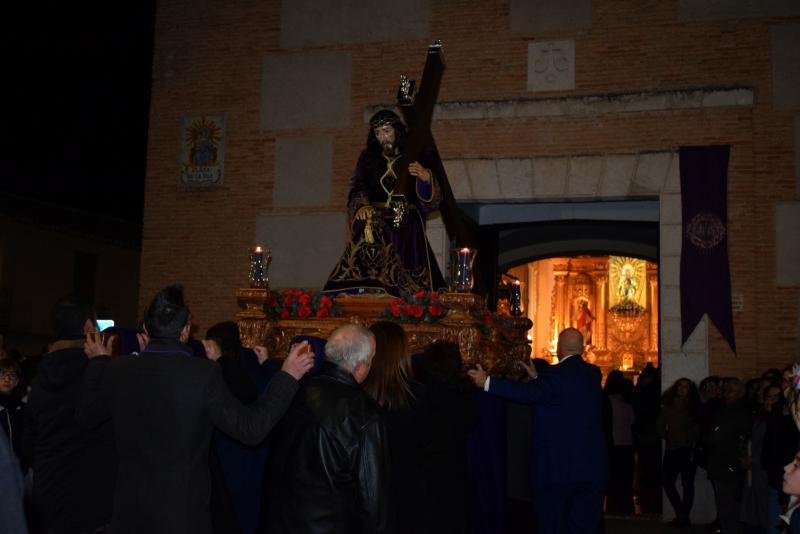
{"left": 460, "top": 200, "right": 661, "bottom": 377}
{"left": 501, "top": 255, "right": 659, "bottom": 379}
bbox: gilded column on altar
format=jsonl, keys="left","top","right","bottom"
{"left": 649, "top": 274, "right": 659, "bottom": 351}
{"left": 554, "top": 273, "right": 567, "bottom": 336}
{"left": 595, "top": 275, "right": 608, "bottom": 350}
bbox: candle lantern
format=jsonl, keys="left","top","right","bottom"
{"left": 248, "top": 246, "right": 272, "bottom": 289}
{"left": 510, "top": 280, "right": 523, "bottom": 316}
{"left": 450, "top": 247, "right": 477, "bottom": 293}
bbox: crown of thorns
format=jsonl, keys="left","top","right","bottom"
{"left": 369, "top": 110, "right": 401, "bottom": 129}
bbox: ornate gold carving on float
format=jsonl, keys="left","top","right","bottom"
{"left": 236, "top": 289, "right": 530, "bottom": 376}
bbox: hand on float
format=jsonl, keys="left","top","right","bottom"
{"left": 409, "top": 162, "right": 432, "bottom": 182}
{"left": 282, "top": 341, "right": 315, "bottom": 381}
{"left": 467, "top": 364, "right": 488, "bottom": 388}
{"left": 519, "top": 360, "right": 538, "bottom": 380}
{"left": 355, "top": 206, "right": 374, "bottom": 221}
{"left": 254, "top": 345, "right": 269, "bottom": 364}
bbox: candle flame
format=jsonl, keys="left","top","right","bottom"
{"left": 254, "top": 246, "right": 263, "bottom": 253}
{"left": 460, "top": 247, "right": 470, "bottom": 253}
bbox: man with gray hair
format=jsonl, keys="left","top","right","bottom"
{"left": 261, "top": 324, "right": 391, "bottom": 534}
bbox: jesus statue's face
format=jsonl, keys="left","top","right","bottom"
{"left": 374, "top": 124, "right": 397, "bottom": 155}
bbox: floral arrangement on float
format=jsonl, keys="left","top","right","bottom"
{"left": 270, "top": 289, "right": 340, "bottom": 319}
{"left": 381, "top": 290, "right": 448, "bottom": 323}
{"left": 476, "top": 310, "right": 524, "bottom": 341}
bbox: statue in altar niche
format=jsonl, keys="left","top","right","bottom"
{"left": 618, "top": 263, "right": 639, "bottom": 302}
{"left": 572, "top": 298, "right": 595, "bottom": 345}
{"left": 323, "top": 110, "right": 447, "bottom": 296}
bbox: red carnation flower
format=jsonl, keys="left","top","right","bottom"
{"left": 298, "top": 306, "right": 312, "bottom": 318}
{"left": 429, "top": 305, "right": 443, "bottom": 317}
{"left": 293, "top": 289, "right": 303, "bottom": 297}
{"left": 281, "top": 289, "right": 293, "bottom": 296}
{"left": 316, "top": 308, "right": 329, "bottom": 318}
{"left": 429, "top": 293, "right": 440, "bottom": 301}
{"left": 411, "top": 304, "right": 424, "bottom": 318}
{"left": 280, "top": 308, "right": 290, "bottom": 319}
{"left": 414, "top": 290, "right": 426, "bottom": 300}
{"left": 299, "top": 294, "right": 311, "bottom": 306}
{"left": 320, "top": 296, "right": 332, "bottom": 308}
{"left": 404, "top": 304, "right": 414, "bottom": 316}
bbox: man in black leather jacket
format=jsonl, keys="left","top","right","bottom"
{"left": 261, "top": 324, "right": 392, "bottom": 534}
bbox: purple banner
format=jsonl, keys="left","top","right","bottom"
{"left": 679, "top": 145, "right": 736, "bottom": 353}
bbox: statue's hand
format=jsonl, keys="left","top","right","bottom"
{"left": 354, "top": 206, "right": 374, "bottom": 220}
{"left": 409, "top": 162, "right": 432, "bottom": 182}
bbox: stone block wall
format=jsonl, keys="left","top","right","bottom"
{"left": 142, "top": 0, "right": 799, "bottom": 377}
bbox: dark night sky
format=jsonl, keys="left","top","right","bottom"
{"left": 3, "top": 2, "right": 156, "bottom": 224}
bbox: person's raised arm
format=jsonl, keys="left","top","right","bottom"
{"left": 468, "top": 363, "right": 553, "bottom": 404}
{"left": 205, "top": 341, "right": 314, "bottom": 446}
{"left": 77, "top": 333, "right": 116, "bottom": 428}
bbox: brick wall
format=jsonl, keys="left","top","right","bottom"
{"left": 142, "top": 0, "right": 799, "bottom": 376}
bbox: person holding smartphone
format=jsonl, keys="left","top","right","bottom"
{"left": 78, "top": 285, "right": 314, "bottom": 534}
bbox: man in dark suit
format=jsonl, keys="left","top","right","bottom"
{"left": 468, "top": 327, "right": 608, "bottom": 534}
{"left": 78, "top": 285, "right": 314, "bottom": 534}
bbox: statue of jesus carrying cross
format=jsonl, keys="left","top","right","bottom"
{"left": 323, "top": 42, "right": 468, "bottom": 297}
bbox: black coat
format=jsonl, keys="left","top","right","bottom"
{"left": 762, "top": 408, "right": 800, "bottom": 490}
{"left": 25, "top": 344, "right": 116, "bottom": 534}
{"left": 380, "top": 380, "right": 431, "bottom": 533}
{"left": 420, "top": 381, "right": 477, "bottom": 534}
{"left": 262, "top": 361, "right": 391, "bottom": 534}
{"left": 0, "top": 389, "right": 28, "bottom": 472}
{"left": 705, "top": 400, "right": 752, "bottom": 483}
{"left": 77, "top": 338, "right": 299, "bottom": 534}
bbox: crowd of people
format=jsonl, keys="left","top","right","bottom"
{"left": 0, "top": 286, "right": 477, "bottom": 534}
{"left": 599, "top": 367, "right": 800, "bottom": 534}
{"left": 2, "top": 285, "right": 800, "bottom": 534}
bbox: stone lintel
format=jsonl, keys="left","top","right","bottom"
{"left": 364, "top": 87, "right": 754, "bottom": 123}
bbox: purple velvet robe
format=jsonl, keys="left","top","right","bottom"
{"left": 323, "top": 146, "right": 447, "bottom": 296}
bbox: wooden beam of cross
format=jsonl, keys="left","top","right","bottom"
{"left": 394, "top": 41, "right": 475, "bottom": 250}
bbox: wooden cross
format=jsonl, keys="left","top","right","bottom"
{"left": 393, "top": 41, "right": 474, "bottom": 250}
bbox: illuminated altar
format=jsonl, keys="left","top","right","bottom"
{"left": 507, "top": 255, "right": 658, "bottom": 376}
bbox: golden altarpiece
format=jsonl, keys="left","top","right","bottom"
{"left": 529, "top": 256, "right": 659, "bottom": 376}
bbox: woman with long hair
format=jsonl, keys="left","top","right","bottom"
{"left": 362, "top": 321, "right": 415, "bottom": 409}
{"left": 362, "top": 321, "right": 431, "bottom": 532}
{"left": 657, "top": 377, "right": 701, "bottom": 528}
